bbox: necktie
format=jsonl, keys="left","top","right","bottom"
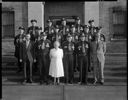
{"left": 68, "top": 43, "right": 71, "bottom": 51}
{"left": 82, "top": 42, "right": 85, "bottom": 53}
{"left": 32, "top": 27, "right": 35, "bottom": 35}
{"left": 63, "top": 27, "right": 65, "bottom": 35}
{"left": 41, "top": 41, "right": 45, "bottom": 49}
{"left": 91, "top": 27, "right": 94, "bottom": 35}
{"left": 77, "top": 25, "right": 80, "bottom": 33}
{"left": 49, "top": 27, "right": 51, "bottom": 34}
{"left": 26, "top": 41, "right": 29, "bottom": 48}
{"left": 96, "top": 41, "right": 99, "bottom": 50}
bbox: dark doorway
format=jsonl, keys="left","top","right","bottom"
{"left": 49, "top": 16, "right": 78, "bottom": 27}
{"left": 2, "top": 11, "right": 15, "bottom": 38}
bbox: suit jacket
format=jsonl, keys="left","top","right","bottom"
{"left": 90, "top": 41, "right": 106, "bottom": 63}
{"left": 19, "top": 40, "right": 36, "bottom": 63}
{"left": 14, "top": 34, "right": 26, "bottom": 58}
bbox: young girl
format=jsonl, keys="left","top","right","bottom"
{"left": 49, "top": 41, "right": 64, "bottom": 85}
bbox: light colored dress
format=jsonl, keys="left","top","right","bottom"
{"left": 49, "top": 48, "right": 64, "bottom": 78}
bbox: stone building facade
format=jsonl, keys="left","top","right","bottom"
{"left": 2, "top": 1, "right": 127, "bottom": 41}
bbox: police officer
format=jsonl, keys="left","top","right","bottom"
{"left": 70, "top": 25, "right": 79, "bottom": 43}
{"left": 60, "top": 18, "right": 70, "bottom": 42}
{"left": 44, "top": 19, "right": 54, "bottom": 42}
{"left": 52, "top": 25, "right": 62, "bottom": 45}
{"left": 74, "top": 17, "right": 83, "bottom": 34}
{"left": 88, "top": 19, "right": 96, "bottom": 37}
{"left": 83, "top": 25, "right": 92, "bottom": 72}
{"left": 37, "top": 32, "right": 51, "bottom": 84}
{"left": 33, "top": 27, "right": 43, "bottom": 73}
{"left": 70, "top": 25, "right": 79, "bottom": 72}
{"left": 27, "top": 19, "right": 39, "bottom": 41}
{"left": 62, "top": 34, "right": 75, "bottom": 84}
{"left": 76, "top": 33, "right": 90, "bottom": 85}
{"left": 37, "top": 27, "right": 42, "bottom": 41}
{"left": 14, "top": 26, "right": 26, "bottom": 73}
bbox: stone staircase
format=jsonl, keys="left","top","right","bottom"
{"left": 2, "top": 39, "right": 127, "bottom": 85}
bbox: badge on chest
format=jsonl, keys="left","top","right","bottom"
{"left": 78, "top": 44, "right": 88, "bottom": 50}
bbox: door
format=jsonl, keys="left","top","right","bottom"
{"left": 2, "top": 11, "right": 15, "bottom": 38}
{"left": 49, "top": 16, "right": 77, "bottom": 27}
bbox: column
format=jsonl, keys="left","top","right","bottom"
{"left": 28, "top": 2, "right": 44, "bottom": 31}
{"left": 83, "top": 1, "right": 99, "bottom": 26}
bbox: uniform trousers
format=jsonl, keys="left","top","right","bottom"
{"left": 78, "top": 55, "right": 88, "bottom": 83}
{"left": 92, "top": 54, "right": 105, "bottom": 82}
{"left": 38, "top": 54, "right": 49, "bottom": 82}
{"left": 63, "top": 53, "right": 74, "bottom": 83}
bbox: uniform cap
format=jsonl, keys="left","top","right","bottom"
{"left": 75, "top": 16, "right": 80, "bottom": 20}
{"left": 80, "top": 33, "right": 86, "bottom": 37}
{"left": 55, "top": 25, "right": 59, "bottom": 29}
{"left": 88, "top": 19, "right": 94, "bottom": 23}
{"left": 61, "top": 18, "right": 66, "bottom": 21}
{"left": 40, "top": 32, "right": 47, "bottom": 36}
{"left": 31, "top": 19, "right": 37, "bottom": 23}
{"left": 19, "top": 26, "right": 25, "bottom": 30}
{"left": 83, "top": 25, "right": 89, "bottom": 29}
{"left": 96, "top": 26, "right": 102, "bottom": 30}
{"left": 47, "top": 19, "right": 52, "bottom": 23}
{"left": 39, "top": 27, "right": 42, "bottom": 30}
{"left": 66, "top": 33, "right": 72, "bottom": 38}
{"left": 71, "top": 25, "right": 75, "bottom": 28}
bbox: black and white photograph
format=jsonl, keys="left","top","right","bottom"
{"left": 1, "top": 0, "right": 127, "bottom": 100}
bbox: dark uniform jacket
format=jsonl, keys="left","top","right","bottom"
{"left": 74, "top": 24, "right": 83, "bottom": 33}
{"left": 27, "top": 26, "right": 39, "bottom": 41}
{"left": 76, "top": 41, "right": 90, "bottom": 56}
{"left": 14, "top": 34, "right": 26, "bottom": 58}
{"left": 37, "top": 39, "right": 51, "bottom": 56}
{"left": 60, "top": 25, "right": 70, "bottom": 41}
{"left": 70, "top": 32, "right": 79, "bottom": 43}
{"left": 62, "top": 41, "right": 75, "bottom": 55}
{"left": 44, "top": 26, "right": 54, "bottom": 41}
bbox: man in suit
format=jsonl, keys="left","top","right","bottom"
{"left": 14, "top": 26, "right": 26, "bottom": 73}
{"left": 62, "top": 34, "right": 75, "bottom": 84}
{"left": 19, "top": 34, "right": 36, "bottom": 83}
{"left": 76, "top": 33, "right": 90, "bottom": 85}
{"left": 90, "top": 33, "right": 106, "bottom": 85}
{"left": 26, "top": 19, "right": 39, "bottom": 41}
{"left": 82, "top": 25, "right": 92, "bottom": 72}
{"left": 44, "top": 19, "right": 54, "bottom": 42}
{"left": 37, "top": 32, "right": 51, "bottom": 84}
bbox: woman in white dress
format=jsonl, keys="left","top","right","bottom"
{"left": 49, "top": 41, "right": 64, "bottom": 85}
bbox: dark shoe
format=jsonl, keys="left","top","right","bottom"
{"left": 40, "top": 81, "right": 44, "bottom": 85}
{"left": 29, "top": 79, "right": 33, "bottom": 83}
{"left": 93, "top": 80, "right": 97, "bottom": 85}
{"left": 57, "top": 82, "right": 60, "bottom": 85}
{"left": 23, "top": 80, "right": 27, "bottom": 84}
{"left": 100, "top": 81, "right": 104, "bottom": 85}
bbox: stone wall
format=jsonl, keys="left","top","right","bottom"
{"left": 2, "top": 2, "right": 28, "bottom": 36}
{"left": 99, "top": 0, "right": 127, "bottom": 41}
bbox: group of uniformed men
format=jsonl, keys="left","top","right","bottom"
{"left": 14, "top": 16, "right": 105, "bottom": 85}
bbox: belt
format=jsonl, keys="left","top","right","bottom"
{"left": 78, "top": 54, "right": 87, "bottom": 56}
{"left": 64, "top": 52, "right": 73, "bottom": 55}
